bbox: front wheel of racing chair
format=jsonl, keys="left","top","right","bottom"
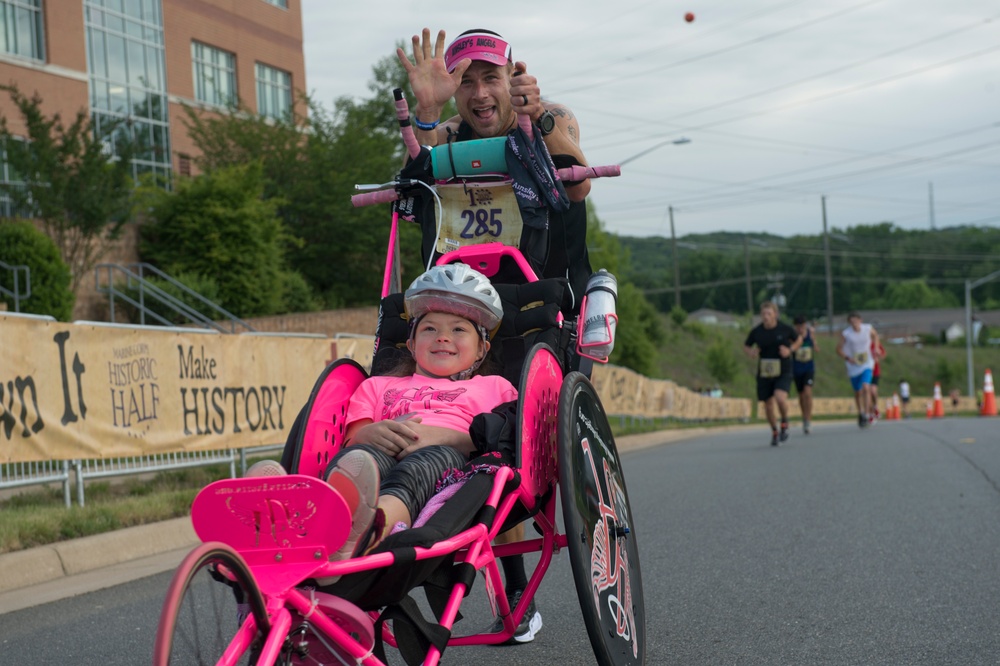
{"left": 559, "top": 372, "right": 646, "bottom": 666}
{"left": 153, "top": 542, "right": 270, "bottom": 665}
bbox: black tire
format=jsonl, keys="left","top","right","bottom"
{"left": 558, "top": 372, "right": 646, "bottom": 666}
{"left": 154, "top": 542, "right": 269, "bottom": 666}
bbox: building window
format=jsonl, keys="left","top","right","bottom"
{"left": 262, "top": 0, "right": 287, "bottom": 8}
{"left": 0, "top": 0, "right": 44, "bottom": 60}
{"left": 255, "top": 62, "right": 291, "bottom": 120}
{"left": 84, "top": 0, "right": 171, "bottom": 184}
{"left": 192, "top": 41, "right": 236, "bottom": 108}
{"left": 0, "top": 137, "right": 34, "bottom": 218}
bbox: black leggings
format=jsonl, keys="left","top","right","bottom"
{"left": 327, "top": 444, "right": 467, "bottom": 521}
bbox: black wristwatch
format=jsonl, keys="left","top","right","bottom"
{"left": 537, "top": 110, "right": 556, "bottom": 136}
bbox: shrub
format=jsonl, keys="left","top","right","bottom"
{"left": 0, "top": 220, "right": 74, "bottom": 320}
{"left": 669, "top": 305, "right": 687, "bottom": 327}
{"left": 706, "top": 338, "right": 740, "bottom": 383}
{"left": 278, "top": 269, "right": 321, "bottom": 314}
{"left": 139, "top": 163, "right": 287, "bottom": 318}
{"left": 682, "top": 319, "right": 708, "bottom": 340}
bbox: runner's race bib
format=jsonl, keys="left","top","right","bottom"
{"left": 434, "top": 182, "right": 524, "bottom": 255}
{"left": 759, "top": 359, "right": 782, "bottom": 378}
{"left": 852, "top": 351, "right": 869, "bottom": 364}
{"left": 795, "top": 347, "right": 813, "bottom": 363}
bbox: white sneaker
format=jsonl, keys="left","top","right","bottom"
{"left": 245, "top": 460, "right": 287, "bottom": 477}
{"left": 326, "top": 450, "right": 380, "bottom": 561}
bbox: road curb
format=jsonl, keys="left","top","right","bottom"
{"left": 0, "top": 426, "right": 740, "bottom": 597}
{"left": 0, "top": 517, "right": 197, "bottom": 595}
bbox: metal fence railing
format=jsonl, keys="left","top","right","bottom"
{"left": 0, "top": 460, "right": 73, "bottom": 507}
{"left": 94, "top": 262, "right": 256, "bottom": 333}
{"left": 0, "top": 444, "right": 287, "bottom": 508}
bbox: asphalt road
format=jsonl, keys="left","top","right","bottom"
{"left": 1, "top": 417, "right": 997, "bottom": 665}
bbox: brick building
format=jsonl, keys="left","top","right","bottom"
{"left": 0, "top": 0, "right": 306, "bottom": 183}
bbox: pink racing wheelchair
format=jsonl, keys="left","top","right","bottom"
{"left": 153, "top": 90, "right": 645, "bottom": 666}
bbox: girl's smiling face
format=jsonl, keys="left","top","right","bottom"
{"left": 408, "top": 312, "right": 488, "bottom": 378}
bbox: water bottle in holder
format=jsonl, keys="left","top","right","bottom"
{"left": 577, "top": 269, "right": 618, "bottom": 362}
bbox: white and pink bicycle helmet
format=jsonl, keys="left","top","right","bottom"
{"left": 404, "top": 264, "right": 504, "bottom": 335}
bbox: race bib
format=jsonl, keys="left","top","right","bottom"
{"left": 795, "top": 347, "right": 813, "bottom": 363}
{"left": 759, "top": 359, "right": 782, "bottom": 378}
{"left": 434, "top": 182, "right": 524, "bottom": 255}
{"left": 852, "top": 351, "right": 869, "bottom": 364}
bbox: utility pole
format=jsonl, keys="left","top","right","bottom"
{"left": 743, "top": 235, "right": 753, "bottom": 313}
{"left": 670, "top": 205, "right": 680, "bottom": 309}
{"left": 822, "top": 196, "right": 834, "bottom": 336}
{"left": 928, "top": 182, "right": 936, "bottom": 230}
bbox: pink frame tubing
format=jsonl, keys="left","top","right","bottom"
{"left": 436, "top": 243, "right": 538, "bottom": 281}
{"left": 159, "top": 92, "right": 606, "bottom": 665}
{"left": 179, "top": 461, "right": 564, "bottom": 665}
{"left": 169, "top": 340, "right": 569, "bottom": 664}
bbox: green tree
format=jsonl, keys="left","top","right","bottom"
{"left": 182, "top": 50, "right": 425, "bottom": 308}
{"left": 139, "top": 163, "right": 288, "bottom": 317}
{"left": 0, "top": 220, "right": 74, "bottom": 320}
{"left": 586, "top": 205, "right": 665, "bottom": 375}
{"left": 0, "top": 85, "right": 134, "bottom": 292}
{"left": 879, "top": 279, "right": 959, "bottom": 309}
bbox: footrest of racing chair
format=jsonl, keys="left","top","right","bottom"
{"left": 317, "top": 463, "right": 520, "bottom": 611}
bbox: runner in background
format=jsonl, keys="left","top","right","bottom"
{"left": 898, "top": 378, "right": 911, "bottom": 418}
{"left": 792, "top": 315, "right": 818, "bottom": 434}
{"left": 869, "top": 337, "right": 887, "bottom": 423}
{"left": 836, "top": 312, "right": 880, "bottom": 429}
{"left": 744, "top": 302, "right": 803, "bottom": 446}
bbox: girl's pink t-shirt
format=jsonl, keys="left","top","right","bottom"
{"left": 347, "top": 374, "right": 518, "bottom": 433}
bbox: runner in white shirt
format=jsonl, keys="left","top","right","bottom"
{"left": 898, "top": 379, "right": 911, "bottom": 418}
{"left": 836, "top": 312, "right": 880, "bottom": 428}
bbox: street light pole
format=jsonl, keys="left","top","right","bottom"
{"left": 743, "top": 235, "right": 753, "bottom": 314}
{"left": 966, "top": 280, "right": 974, "bottom": 397}
{"left": 670, "top": 205, "right": 680, "bottom": 309}
{"left": 822, "top": 196, "right": 834, "bottom": 336}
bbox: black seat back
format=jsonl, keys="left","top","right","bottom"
{"left": 371, "top": 277, "right": 576, "bottom": 384}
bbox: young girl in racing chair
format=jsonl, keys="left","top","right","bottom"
{"left": 321, "top": 263, "right": 517, "bottom": 561}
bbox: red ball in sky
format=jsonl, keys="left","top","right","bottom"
{"left": 684, "top": 12, "right": 695, "bottom": 22}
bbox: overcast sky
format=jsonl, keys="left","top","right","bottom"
{"left": 301, "top": 1, "right": 999, "bottom": 240}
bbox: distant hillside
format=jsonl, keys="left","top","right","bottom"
{"left": 620, "top": 224, "right": 1000, "bottom": 318}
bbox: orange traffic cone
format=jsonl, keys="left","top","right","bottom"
{"left": 981, "top": 369, "right": 997, "bottom": 417}
{"left": 925, "top": 401, "right": 933, "bottom": 419}
{"left": 932, "top": 382, "right": 945, "bottom": 418}
{"left": 887, "top": 394, "right": 899, "bottom": 420}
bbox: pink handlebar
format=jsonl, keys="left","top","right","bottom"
{"left": 351, "top": 164, "right": 621, "bottom": 207}
{"left": 351, "top": 164, "right": 622, "bottom": 208}
{"left": 394, "top": 89, "right": 421, "bottom": 160}
{"left": 351, "top": 188, "right": 402, "bottom": 207}
{"left": 517, "top": 114, "right": 533, "bottom": 141}
{"left": 559, "top": 164, "right": 621, "bottom": 180}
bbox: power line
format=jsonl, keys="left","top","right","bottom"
{"left": 655, "top": 14, "right": 1000, "bottom": 124}
{"left": 583, "top": 42, "right": 1000, "bottom": 171}
{"left": 551, "top": 0, "right": 886, "bottom": 96}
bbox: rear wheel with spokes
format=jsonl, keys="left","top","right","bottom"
{"left": 559, "top": 372, "right": 646, "bottom": 666}
{"left": 153, "top": 542, "right": 269, "bottom": 666}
